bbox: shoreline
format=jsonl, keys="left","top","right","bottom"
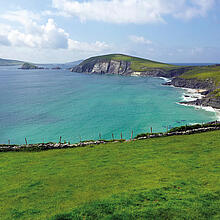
{"left": 160, "top": 77, "right": 220, "bottom": 120}
{"left": 179, "top": 87, "right": 220, "bottom": 120}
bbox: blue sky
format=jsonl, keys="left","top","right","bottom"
{"left": 0, "top": 0, "right": 220, "bottom": 63}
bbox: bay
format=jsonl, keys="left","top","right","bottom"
{"left": 0, "top": 66, "right": 217, "bottom": 144}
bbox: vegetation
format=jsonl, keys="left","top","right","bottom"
{"left": 0, "top": 130, "right": 220, "bottom": 219}
{"left": 210, "top": 88, "right": 220, "bottom": 97}
{"left": 21, "top": 62, "right": 40, "bottom": 69}
{"left": 180, "top": 65, "right": 220, "bottom": 86}
{"left": 168, "top": 122, "right": 220, "bottom": 132}
{"left": 81, "top": 54, "right": 179, "bottom": 71}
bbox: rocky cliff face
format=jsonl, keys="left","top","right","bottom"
{"left": 71, "top": 59, "right": 192, "bottom": 78}
{"left": 71, "top": 60, "right": 132, "bottom": 75}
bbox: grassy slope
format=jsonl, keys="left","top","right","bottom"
{"left": 181, "top": 65, "right": 220, "bottom": 85}
{"left": 0, "top": 58, "right": 23, "bottom": 66}
{"left": 82, "top": 54, "right": 179, "bottom": 71}
{"left": 180, "top": 65, "right": 220, "bottom": 97}
{"left": 0, "top": 131, "right": 220, "bottom": 219}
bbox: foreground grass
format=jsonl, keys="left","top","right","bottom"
{"left": 0, "top": 131, "right": 220, "bottom": 219}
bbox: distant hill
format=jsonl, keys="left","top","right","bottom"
{"left": 35, "top": 60, "right": 83, "bottom": 69}
{"left": 0, "top": 58, "right": 24, "bottom": 66}
{"left": 71, "top": 53, "right": 185, "bottom": 76}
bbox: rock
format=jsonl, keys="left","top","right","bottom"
{"left": 20, "top": 63, "right": 44, "bottom": 70}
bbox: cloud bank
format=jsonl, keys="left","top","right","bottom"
{"left": 52, "top": 0, "right": 215, "bottom": 24}
{"left": 0, "top": 10, "right": 111, "bottom": 53}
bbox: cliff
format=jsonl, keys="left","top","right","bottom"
{"left": 72, "top": 59, "right": 132, "bottom": 75}
{"left": 70, "top": 54, "right": 188, "bottom": 77}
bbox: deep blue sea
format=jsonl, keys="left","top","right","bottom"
{"left": 0, "top": 66, "right": 218, "bottom": 144}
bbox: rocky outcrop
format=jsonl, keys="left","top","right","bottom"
{"left": 71, "top": 60, "right": 132, "bottom": 75}
{"left": 165, "top": 77, "right": 214, "bottom": 90}
{"left": 20, "top": 63, "right": 44, "bottom": 70}
{"left": 164, "top": 76, "right": 220, "bottom": 108}
{"left": 181, "top": 93, "right": 220, "bottom": 109}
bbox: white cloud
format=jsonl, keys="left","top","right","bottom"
{"left": 52, "top": 0, "right": 215, "bottom": 24}
{"left": 129, "top": 35, "right": 152, "bottom": 45}
{"left": 0, "top": 18, "right": 69, "bottom": 49}
{"left": 68, "top": 39, "right": 111, "bottom": 52}
{"left": 0, "top": 10, "right": 111, "bottom": 53}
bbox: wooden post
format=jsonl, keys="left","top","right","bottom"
{"left": 150, "top": 127, "right": 152, "bottom": 134}
{"left": 112, "top": 133, "right": 114, "bottom": 140}
{"left": 131, "top": 130, "right": 133, "bottom": 140}
{"left": 121, "top": 132, "right": 123, "bottom": 140}
{"left": 59, "top": 136, "right": 62, "bottom": 143}
{"left": 8, "top": 139, "right": 10, "bottom": 145}
{"left": 25, "top": 137, "right": 27, "bottom": 145}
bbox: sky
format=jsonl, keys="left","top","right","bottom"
{"left": 0, "top": 0, "right": 220, "bottom": 63}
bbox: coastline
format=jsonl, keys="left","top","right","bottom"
{"left": 160, "top": 77, "right": 220, "bottom": 120}
{"left": 179, "top": 88, "right": 220, "bottom": 120}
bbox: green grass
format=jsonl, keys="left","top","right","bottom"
{"left": 82, "top": 54, "right": 179, "bottom": 71}
{"left": 180, "top": 65, "right": 220, "bottom": 86}
{"left": 0, "top": 131, "right": 220, "bottom": 219}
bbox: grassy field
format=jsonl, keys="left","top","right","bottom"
{"left": 82, "top": 54, "right": 178, "bottom": 71}
{"left": 0, "top": 131, "right": 220, "bottom": 219}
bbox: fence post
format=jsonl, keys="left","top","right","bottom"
{"left": 121, "top": 132, "right": 123, "bottom": 140}
{"left": 25, "top": 137, "right": 27, "bottom": 145}
{"left": 112, "top": 133, "right": 114, "bottom": 140}
{"left": 8, "top": 139, "right": 10, "bottom": 145}
{"left": 131, "top": 130, "right": 133, "bottom": 140}
{"left": 99, "top": 133, "right": 101, "bottom": 140}
{"left": 150, "top": 127, "right": 152, "bottom": 134}
{"left": 59, "top": 136, "right": 62, "bottom": 143}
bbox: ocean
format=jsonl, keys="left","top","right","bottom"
{"left": 0, "top": 66, "right": 218, "bottom": 144}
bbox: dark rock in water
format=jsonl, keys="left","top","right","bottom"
{"left": 52, "top": 66, "right": 61, "bottom": 70}
{"left": 20, "top": 63, "right": 44, "bottom": 70}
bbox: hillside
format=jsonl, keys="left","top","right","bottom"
{"left": 81, "top": 54, "right": 178, "bottom": 70}
{"left": 0, "top": 130, "right": 219, "bottom": 219}
{"left": 0, "top": 58, "right": 24, "bottom": 66}
{"left": 71, "top": 54, "right": 187, "bottom": 77}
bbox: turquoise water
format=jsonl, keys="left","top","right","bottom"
{"left": 0, "top": 66, "right": 217, "bottom": 144}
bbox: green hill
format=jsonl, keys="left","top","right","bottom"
{"left": 0, "top": 58, "right": 24, "bottom": 66}
{"left": 0, "top": 131, "right": 219, "bottom": 219}
{"left": 82, "top": 53, "right": 179, "bottom": 71}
